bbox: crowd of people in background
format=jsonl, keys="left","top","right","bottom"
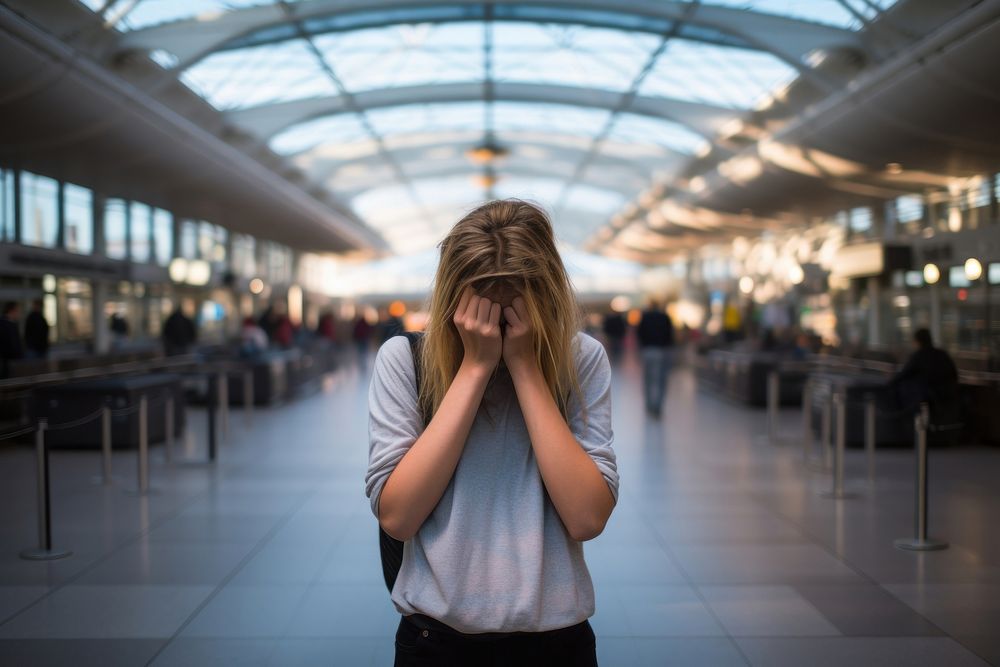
{"left": 0, "top": 292, "right": 962, "bottom": 421}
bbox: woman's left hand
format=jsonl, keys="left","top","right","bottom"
{"left": 502, "top": 297, "right": 535, "bottom": 373}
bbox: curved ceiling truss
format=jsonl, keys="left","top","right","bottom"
{"left": 95, "top": 0, "right": 900, "bottom": 254}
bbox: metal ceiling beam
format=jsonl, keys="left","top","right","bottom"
{"left": 227, "top": 81, "right": 734, "bottom": 141}
{"left": 290, "top": 131, "right": 685, "bottom": 181}
{"left": 319, "top": 155, "right": 647, "bottom": 198}
{"left": 115, "top": 0, "right": 862, "bottom": 74}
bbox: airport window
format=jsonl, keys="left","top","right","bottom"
{"left": 104, "top": 198, "right": 128, "bottom": 260}
{"left": 1, "top": 168, "right": 14, "bottom": 242}
{"left": 179, "top": 220, "right": 198, "bottom": 259}
{"left": 989, "top": 263, "right": 1000, "bottom": 285}
{"left": 231, "top": 233, "right": 256, "bottom": 278}
{"left": 63, "top": 183, "right": 94, "bottom": 255}
{"left": 895, "top": 195, "right": 923, "bottom": 222}
{"left": 19, "top": 171, "right": 59, "bottom": 248}
{"left": 130, "top": 201, "right": 151, "bottom": 262}
{"left": 198, "top": 221, "right": 218, "bottom": 260}
{"left": 152, "top": 208, "right": 173, "bottom": 265}
{"left": 848, "top": 207, "right": 872, "bottom": 233}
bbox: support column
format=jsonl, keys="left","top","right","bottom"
{"left": 92, "top": 281, "right": 110, "bottom": 354}
{"left": 867, "top": 278, "right": 882, "bottom": 349}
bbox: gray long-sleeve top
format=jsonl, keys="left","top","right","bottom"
{"left": 365, "top": 332, "right": 619, "bottom": 633}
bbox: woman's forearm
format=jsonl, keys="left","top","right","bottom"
{"left": 378, "top": 361, "right": 492, "bottom": 541}
{"left": 509, "top": 363, "right": 615, "bottom": 541}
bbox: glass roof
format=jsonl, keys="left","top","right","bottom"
{"left": 82, "top": 0, "right": 901, "bottom": 255}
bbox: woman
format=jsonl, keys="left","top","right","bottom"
{"left": 366, "top": 200, "right": 618, "bottom": 666}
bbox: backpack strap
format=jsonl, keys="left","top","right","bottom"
{"left": 379, "top": 331, "right": 426, "bottom": 594}
{"left": 401, "top": 331, "right": 429, "bottom": 426}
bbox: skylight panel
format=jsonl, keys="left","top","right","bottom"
{"left": 638, "top": 40, "right": 797, "bottom": 109}
{"left": 270, "top": 114, "right": 370, "bottom": 155}
{"left": 182, "top": 40, "right": 338, "bottom": 110}
{"left": 607, "top": 114, "right": 706, "bottom": 154}
{"left": 109, "top": 0, "right": 272, "bottom": 32}
{"left": 493, "top": 23, "right": 659, "bottom": 92}
{"left": 314, "top": 23, "right": 485, "bottom": 92}
{"left": 492, "top": 103, "right": 611, "bottom": 137}
{"left": 700, "top": 1, "right": 858, "bottom": 29}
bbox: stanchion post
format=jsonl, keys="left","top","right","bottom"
{"left": 218, "top": 372, "right": 229, "bottom": 442}
{"left": 767, "top": 370, "right": 779, "bottom": 444}
{"left": 895, "top": 403, "right": 948, "bottom": 551}
{"left": 864, "top": 393, "right": 876, "bottom": 482}
{"left": 101, "top": 406, "right": 112, "bottom": 485}
{"left": 207, "top": 378, "right": 217, "bottom": 463}
{"left": 822, "top": 391, "right": 857, "bottom": 499}
{"left": 165, "top": 395, "right": 174, "bottom": 464}
{"left": 802, "top": 379, "right": 814, "bottom": 463}
{"left": 243, "top": 369, "right": 254, "bottom": 426}
{"left": 138, "top": 395, "right": 149, "bottom": 494}
{"left": 20, "top": 420, "right": 71, "bottom": 561}
{"left": 820, "top": 393, "right": 833, "bottom": 470}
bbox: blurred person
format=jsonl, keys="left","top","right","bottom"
{"left": 239, "top": 316, "right": 268, "bottom": 358}
{"left": 109, "top": 312, "right": 129, "bottom": 349}
{"left": 723, "top": 300, "right": 742, "bottom": 343}
{"left": 889, "top": 328, "right": 959, "bottom": 416}
{"left": 380, "top": 310, "right": 404, "bottom": 344}
{"left": 637, "top": 299, "right": 675, "bottom": 418}
{"left": 162, "top": 306, "right": 196, "bottom": 356}
{"left": 352, "top": 314, "right": 373, "bottom": 362}
{"left": 23, "top": 299, "right": 49, "bottom": 359}
{"left": 272, "top": 310, "right": 294, "bottom": 348}
{"left": 317, "top": 311, "right": 337, "bottom": 343}
{"left": 0, "top": 301, "right": 23, "bottom": 378}
{"left": 366, "top": 200, "right": 617, "bottom": 666}
{"left": 601, "top": 310, "right": 626, "bottom": 361}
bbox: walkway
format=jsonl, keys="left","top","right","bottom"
{"left": 0, "top": 349, "right": 997, "bottom": 666}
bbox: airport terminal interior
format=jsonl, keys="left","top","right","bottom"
{"left": 1, "top": 0, "right": 1000, "bottom": 665}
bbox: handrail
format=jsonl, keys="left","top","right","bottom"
{"left": 0, "top": 354, "right": 247, "bottom": 393}
{"left": 704, "top": 348, "right": 1000, "bottom": 386}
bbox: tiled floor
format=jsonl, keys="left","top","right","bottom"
{"left": 0, "top": 348, "right": 998, "bottom": 666}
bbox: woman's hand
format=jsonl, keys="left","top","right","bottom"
{"left": 502, "top": 296, "right": 535, "bottom": 374}
{"left": 454, "top": 287, "right": 502, "bottom": 374}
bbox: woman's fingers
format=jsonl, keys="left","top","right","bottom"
{"left": 455, "top": 287, "right": 472, "bottom": 323}
{"left": 489, "top": 302, "right": 501, "bottom": 329}
{"left": 464, "top": 294, "right": 481, "bottom": 327}
{"left": 511, "top": 296, "right": 529, "bottom": 322}
{"left": 476, "top": 295, "right": 492, "bottom": 327}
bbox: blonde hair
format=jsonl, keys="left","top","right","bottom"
{"left": 418, "top": 199, "right": 582, "bottom": 420}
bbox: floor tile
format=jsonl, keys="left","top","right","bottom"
{"left": 268, "top": 638, "right": 381, "bottom": 666}
{"left": 0, "top": 585, "right": 212, "bottom": 638}
{"left": 699, "top": 585, "right": 840, "bottom": 637}
{"left": 76, "top": 543, "right": 252, "bottom": 585}
{"left": 0, "top": 639, "right": 165, "bottom": 667}
{"left": 593, "top": 584, "right": 725, "bottom": 638}
{"left": 180, "top": 585, "right": 307, "bottom": 638}
{"left": 0, "top": 586, "right": 50, "bottom": 623}
{"left": 151, "top": 638, "right": 275, "bottom": 666}
{"left": 285, "top": 584, "right": 399, "bottom": 638}
{"left": 736, "top": 637, "right": 990, "bottom": 667}
{"left": 794, "top": 584, "right": 943, "bottom": 637}
{"left": 671, "top": 544, "right": 864, "bottom": 584}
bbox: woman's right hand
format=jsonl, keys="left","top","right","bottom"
{"left": 453, "top": 287, "right": 502, "bottom": 373}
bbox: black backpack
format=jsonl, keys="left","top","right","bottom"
{"left": 378, "top": 331, "right": 428, "bottom": 593}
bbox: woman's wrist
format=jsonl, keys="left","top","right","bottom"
{"left": 458, "top": 357, "right": 496, "bottom": 383}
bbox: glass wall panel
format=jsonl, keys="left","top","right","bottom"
{"left": 1, "top": 168, "right": 14, "bottom": 242}
{"left": 152, "top": 208, "right": 173, "bottom": 265}
{"left": 20, "top": 171, "right": 59, "bottom": 248}
{"left": 231, "top": 234, "right": 256, "bottom": 278}
{"left": 63, "top": 183, "right": 93, "bottom": 254}
{"left": 104, "top": 199, "right": 128, "bottom": 259}
{"left": 179, "top": 220, "right": 198, "bottom": 259}
{"left": 56, "top": 277, "right": 93, "bottom": 341}
{"left": 130, "top": 201, "right": 151, "bottom": 262}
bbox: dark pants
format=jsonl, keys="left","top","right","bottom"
{"left": 394, "top": 614, "right": 598, "bottom": 667}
